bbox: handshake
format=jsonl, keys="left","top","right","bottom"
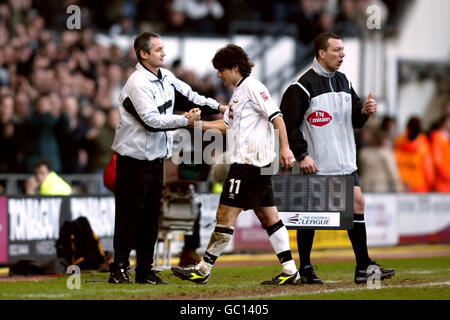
{"left": 183, "top": 108, "right": 201, "bottom": 127}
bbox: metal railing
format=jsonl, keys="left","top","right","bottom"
{"left": 229, "top": 20, "right": 299, "bottom": 97}
{"left": 0, "top": 173, "right": 109, "bottom": 195}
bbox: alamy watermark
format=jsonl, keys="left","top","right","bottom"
{"left": 366, "top": 265, "right": 382, "bottom": 289}
{"left": 64, "top": 4, "right": 382, "bottom": 33}
{"left": 366, "top": 5, "right": 382, "bottom": 30}
{"left": 171, "top": 124, "right": 285, "bottom": 175}
{"left": 66, "top": 265, "right": 81, "bottom": 290}
{"left": 66, "top": 5, "right": 81, "bottom": 30}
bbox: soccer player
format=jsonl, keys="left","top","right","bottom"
{"left": 280, "top": 32, "right": 396, "bottom": 284}
{"left": 171, "top": 44, "right": 299, "bottom": 285}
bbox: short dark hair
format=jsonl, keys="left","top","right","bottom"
{"left": 34, "top": 159, "right": 52, "bottom": 171}
{"left": 134, "top": 32, "right": 160, "bottom": 63}
{"left": 406, "top": 116, "right": 421, "bottom": 141}
{"left": 314, "top": 32, "right": 341, "bottom": 58}
{"left": 212, "top": 44, "right": 254, "bottom": 77}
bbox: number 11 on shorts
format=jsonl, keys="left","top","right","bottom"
{"left": 229, "top": 179, "right": 241, "bottom": 194}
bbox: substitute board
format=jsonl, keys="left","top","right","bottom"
{"left": 272, "top": 174, "right": 354, "bottom": 230}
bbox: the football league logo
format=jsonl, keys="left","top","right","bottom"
{"left": 288, "top": 214, "right": 300, "bottom": 224}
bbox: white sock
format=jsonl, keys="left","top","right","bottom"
{"left": 197, "top": 224, "right": 234, "bottom": 276}
{"left": 282, "top": 260, "right": 298, "bottom": 275}
{"left": 267, "top": 220, "right": 297, "bottom": 275}
{"left": 197, "top": 259, "right": 213, "bottom": 276}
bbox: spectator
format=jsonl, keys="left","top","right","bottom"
{"left": 86, "top": 108, "right": 117, "bottom": 173}
{"left": 58, "top": 96, "right": 88, "bottom": 174}
{"left": 106, "top": 64, "right": 124, "bottom": 108}
{"left": 25, "top": 159, "right": 71, "bottom": 195}
{"left": 135, "top": 1, "right": 167, "bottom": 32}
{"left": 379, "top": 115, "right": 397, "bottom": 148}
{"left": 109, "top": 16, "right": 137, "bottom": 37}
{"left": 429, "top": 115, "right": 450, "bottom": 192}
{"left": 333, "top": 0, "right": 359, "bottom": 37}
{"left": 172, "top": 0, "right": 225, "bottom": 34}
{"left": 0, "top": 47, "right": 10, "bottom": 86}
{"left": 13, "top": 90, "right": 31, "bottom": 123}
{"left": 165, "top": 3, "right": 190, "bottom": 33}
{"left": 394, "top": 116, "right": 435, "bottom": 192}
{"left": 23, "top": 95, "right": 69, "bottom": 173}
{"left": 94, "top": 75, "right": 113, "bottom": 110}
{"left": 273, "top": 0, "right": 300, "bottom": 23}
{"left": 295, "top": 0, "right": 325, "bottom": 45}
{"left": 291, "top": 0, "right": 327, "bottom": 69}
{"left": 316, "top": 11, "right": 335, "bottom": 34}
{"left": 15, "top": 43, "right": 35, "bottom": 78}
{"left": 429, "top": 100, "right": 450, "bottom": 133}
{"left": 0, "top": 94, "right": 25, "bottom": 173}
{"left": 359, "top": 129, "right": 402, "bottom": 193}
{"left": 355, "top": 116, "right": 377, "bottom": 156}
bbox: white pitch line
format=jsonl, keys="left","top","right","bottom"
{"left": 404, "top": 268, "right": 450, "bottom": 274}
{"left": 2, "top": 281, "right": 449, "bottom": 300}
{"left": 322, "top": 280, "right": 343, "bottom": 284}
{"left": 0, "top": 293, "right": 72, "bottom": 299}
{"left": 0, "top": 287, "right": 158, "bottom": 299}
{"left": 231, "top": 281, "right": 450, "bottom": 300}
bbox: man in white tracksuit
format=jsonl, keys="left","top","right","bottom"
{"left": 108, "top": 32, "right": 226, "bottom": 284}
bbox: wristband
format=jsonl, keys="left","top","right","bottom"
{"left": 299, "top": 153, "right": 308, "bottom": 161}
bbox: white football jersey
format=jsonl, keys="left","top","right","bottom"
{"left": 223, "top": 76, "right": 282, "bottom": 167}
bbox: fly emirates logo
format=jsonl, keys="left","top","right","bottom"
{"left": 307, "top": 110, "right": 332, "bottom": 127}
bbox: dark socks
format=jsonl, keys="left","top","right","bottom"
{"left": 297, "top": 215, "right": 371, "bottom": 271}
{"left": 347, "top": 214, "right": 371, "bottom": 269}
{"left": 296, "top": 229, "right": 315, "bottom": 270}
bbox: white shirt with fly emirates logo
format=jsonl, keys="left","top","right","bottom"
{"left": 223, "top": 76, "right": 282, "bottom": 167}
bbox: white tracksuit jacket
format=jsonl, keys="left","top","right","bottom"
{"left": 112, "top": 63, "right": 220, "bottom": 161}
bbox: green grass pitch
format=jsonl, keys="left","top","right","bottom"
{"left": 0, "top": 256, "right": 449, "bottom": 300}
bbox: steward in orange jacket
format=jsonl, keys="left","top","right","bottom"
{"left": 429, "top": 116, "right": 450, "bottom": 192}
{"left": 394, "top": 117, "right": 435, "bottom": 192}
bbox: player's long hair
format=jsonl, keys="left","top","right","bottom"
{"left": 212, "top": 44, "right": 254, "bottom": 77}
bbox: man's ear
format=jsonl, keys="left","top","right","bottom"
{"left": 318, "top": 49, "right": 326, "bottom": 60}
{"left": 140, "top": 49, "right": 148, "bottom": 60}
{"left": 232, "top": 64, "right": 240, "bottom": 73}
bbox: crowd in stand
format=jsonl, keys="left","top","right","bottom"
{"left": 30, "top": 0, "right": 404, "bottom": 37}
{"left": 0, "top": 0, "right": 448, "bottom": 194}
{"left": 0, "top": 0, "right": 231, "bottom": 180}
{"left": 357, "top": 100, "right": 450, "bottom": 193}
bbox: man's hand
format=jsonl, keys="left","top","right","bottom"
{"left": 362, "top": 92, "right": 377, "bottom": 115}
{"left": 300, "top": 155, "right": 319, "bottom": 174}
{"left": 185, "top": 108, "right": 201, "bottom": 127}
{"left": 280, "top": 147, "right": 296, "bottom": 170}
{"left": 218, "top": 105, "right": 228, "bottom": 113}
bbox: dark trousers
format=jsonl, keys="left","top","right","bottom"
{"left": 183, "top": 208, "right": 201, "bottom": 250}
{"left": 113, "top": 154, "right": 164, "bottom": 269}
